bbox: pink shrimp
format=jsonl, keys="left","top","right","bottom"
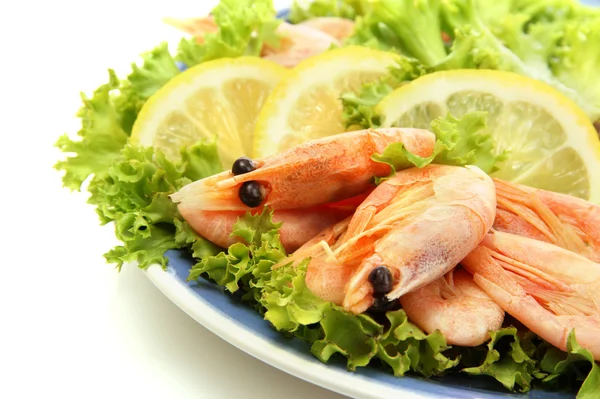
{"left": 493, "top": 178, "right": 600, "bottom": 262}
{"left": 462, "top": 230, "right": 600, "bottom": 360}
{"left": 400, "top": 178, "right": 600, "bottom": 346}
{"left": 399, "top": 268, "right": 504, "bottom": 346}
{"left": 290, "top": 164, "right": 496, "bottom": 314}
{"left": 171, "top": 128, "right": 436, "bottom": 252}
{"left": 298, "top": 17, "right": 355, "bottom": 42}
{"left": 163, "top": 16, "right": 341, "bottom": 68}
{"left": 180, "top": 195, "right": 366, "bottom": 253}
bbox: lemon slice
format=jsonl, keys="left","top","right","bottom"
{"left": 253, "top": 46, "right": 401, "bottom": 157}
{"left": 131, "top": 57, "right": 286, "bottom": 169}
{"left": 376, "top": 70, "right": 600, "bottom": 202}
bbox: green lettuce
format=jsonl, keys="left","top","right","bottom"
{"left": 176, "top": 0, "right": 281, "bottom": 67}
{"left": 54, "top": 44, "right": 181, "bottom": 191}
{"left": 438, "top": 0, "right": 598, "bottom": 120}
{"left": 288, "top": 0, "right": 371, "bottom": 23}
{"left": 341, "top": 56, "right": 427, "bottom": 129}
{"left": 88, "top": 141, "right": 222, "bottom": 269}
{"left": 539, "top": 331, "right": 600, "bottom": 398}
{"left": 370, "top": 112, "right": 508, "bottom": 183}
{"left": 462, "top": 328, "right": 540, "bottom": 391}
{"left": 346, "top": 0, "right": 447, "bottom": 66}
{"left": 550, "top": 17, "right": 600, "bottom": 122}
{"left": 188, "top": 208, "right": 287, "bottom": 303}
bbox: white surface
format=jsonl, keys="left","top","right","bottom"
{"left": 0, "top": 1, "right": 347, "bottom": 398}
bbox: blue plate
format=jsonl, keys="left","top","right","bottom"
{"left": 148, "top": 4, "right": 598, "bottom": 398}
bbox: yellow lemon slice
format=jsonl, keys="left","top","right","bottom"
{"left": 253, "top": 46, "right": 401, "bottom": 158}
{"left": 131, "top": 57, "right": 287, "bottom": 169}
{"left": 376, "top": 69, "right": 600, "bottom": 202}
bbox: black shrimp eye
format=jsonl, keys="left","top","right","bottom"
{"left": 232, "top": 157, "right": 257, "bottom": 175}
{"left": 239, "top": 181, "right": 263, "bottom": 208}
{"left": 368, "top": 265, "right": 394, "bottom": 295}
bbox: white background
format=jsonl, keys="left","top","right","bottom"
{"left": 0, "top": 1, "right": 348, "bottom": 398}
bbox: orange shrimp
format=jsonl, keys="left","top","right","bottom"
{"left": 170, "top": 128, "right": 436, "bottom": 211}
{"left": 399, "top": 268, "right": 504, "bottom": 346}
{"left": 400, "top": 178, "right": 600, "bottom": 346}
{"left": 293, "top": 164, "right": 496, "bottom": 314}
{"left": 297, "top": 17, "right": 355, "bottom": 42}
{"left": 163, "top": 16, "right": 341, "bottom": 68}
{"left": 493, "top": 178, "right": 600, "bottom": 262}
{"left": 171, "top": 128, "right": 435, "bottom": 252}
{"left": 180, "top": 194, "right": 367, "bottom": 253}
{"left": 462, "top": 230, "right": 600, "bottom": 360}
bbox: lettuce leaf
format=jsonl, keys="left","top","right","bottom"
{"left": 346, "top": 0, "right": 447, "bottom": 66}
{"left": 88, "top": 141, "right": 222, "bottom": 269}
{"left": 54, "top": 44, "right": 180, "bottom": 191}
{"left": 54, "top": 72, "right": 129, "bottom": 191}
{"left": 288, "top": 0, "right": 370, "bottom": 23}
{"left": 550, "top": 17, "right": 600, "bottom": 122}
{"left": 188, "top": 208, "right": 287, "bottom": 299}
{"left": 176, "top": 0, "right": 281, "bottom": 68}
{"left": 371, "top": 112, "right": 508, "bottom": 183}
{"left": 462, "top": 328, "right": 540, "bottom": 392}
{"left": 341, "top": 56, "right": 427, "bottom": 129}
{"left": 539, "top": 330, "right": 600, "bottom": 399}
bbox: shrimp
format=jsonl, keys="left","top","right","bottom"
{"left": 170, "top": 128, "right": 436, "bottom": 211}
{"left": 162, "top": 16, "right": 219, "bottom": 41}
{"left": 295, "top": 164, "right": 497, "bottom": 314}
{"left": 298, "top": 17, "right": 355, "bottom": 42}
{"left": 493, "top": 178, "right": 600, "bottom": 262}
{"left": 399, "top": 178, "right": 600, "bottom": 346}
{"left": 399, "top": 268, "right": 504, "bottom": 346}
{"left": 171, "top": 127, "right": 435, "bottom": 252}
{"left": 260, "top": 22, "right": 339, "bottom": 68}
{"left": 180, "top": 195, "right": 364, "bottom": 253}
{"left": 163, "top": 16, "right": 340, "bottom": 68}
{"left": 462, "top": 230, "right": 600, "bottom": 360}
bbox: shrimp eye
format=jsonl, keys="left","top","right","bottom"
{"left": 232, "top": 157, "right": 257, "bottom": 175}
{"left": 239, "top": 181, "right": 263, "bottom": 208}
{"left": 368, "top": 266, "right": 393, "bottom": 295}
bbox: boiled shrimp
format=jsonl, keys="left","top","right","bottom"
{"left": 493, "top": 178, "right": 600, "bottom": 262}
{"left": 297, "top": 17, "right": 355, "bottom": 42}
{"left": 172, "top": 128, "right": 436, "bottom": 252}
{"left": 399, "top": 268, "right": 504, "bottom": 346}
{"left": 400, "top": 179, "right": 600, "bottom": 346}
{"left": 180, "top": 195, "right": 364, "bottom": 253}
{"left": 292, "top": 164, "right": 496, "bottom": 314}
{"left": 462, "top": 230, "right": 600, "bottom": 360}
{"left": 170, "top": 128, "right": 436, "bottom": 211}
{"left": 163, "top": 16, "right": 341, "bottom": 68}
